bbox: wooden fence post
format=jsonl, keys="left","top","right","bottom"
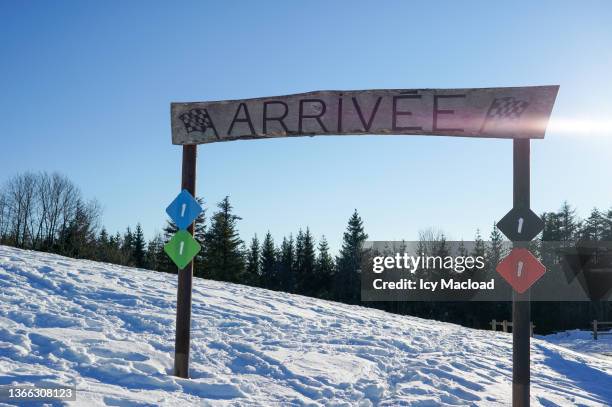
{"left": 512, "top": 138, "right": 531, "bottom": 407}
{"left": 173, "top": 144, "right": 197, "bottom": 378}
{"left": 593, "top": 320, "right": 598, "bottom": 340}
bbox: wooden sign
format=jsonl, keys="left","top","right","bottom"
{"left": 171, "top": 86, "right": 559, "bottom": 144}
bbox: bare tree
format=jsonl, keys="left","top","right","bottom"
{"left": 417, "top": 227, "right": 447, "bottom": 255}
{"left": 37, "top": 173, "right": 80, "bottom": 249}
{"left": 3, "top": 173, "right": 37, "bottom": 247}
{"left": 0, "top": 172, "right": 100, "bottom": 251}
{"left": 0, "top": 191, "right": 9, "bottom": 241}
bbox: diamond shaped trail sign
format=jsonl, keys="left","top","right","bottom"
{"left": 497, "top": 206, "right": 544, "bottom": 242}
{"left": 164, "top": 230, "right": 201, "bottom": 269}
{"left": 166, "top": 189, "right": 202, "bottom": 230}
{"left": 496, "top": 247, "right": 546, "bottom": 294}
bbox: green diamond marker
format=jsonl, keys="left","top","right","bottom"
{"left": 164, "top": 230, "right": 201, "bottom": 269}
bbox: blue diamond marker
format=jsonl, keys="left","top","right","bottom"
{"left": 166, "top": 189, "right": 202, "bottom": 230}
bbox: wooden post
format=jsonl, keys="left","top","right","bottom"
{"left": 513, "top": 138, "right": 531, "bottom": 407}
{"left": 492, "top": 319, "right": 497, "bottom": 331}
{"left": 593, "top": 320, "right": 598, "bottom": 340}
{"left": 174, "top": 144, "right": 197, "bottom": 378}
{"left": 503, "top": 320, "right": 508, "bottom": 333}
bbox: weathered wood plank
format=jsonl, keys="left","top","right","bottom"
{"left": 171, "top": 86, "right": 559, "bottom": 144}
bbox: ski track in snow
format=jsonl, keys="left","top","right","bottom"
{"left": 0, "top": 245, "right": 610, "bottom": 406}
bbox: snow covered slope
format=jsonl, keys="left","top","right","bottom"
{"left": 0, "top": 245, "right": 610, "bottom": 406}
{"left": 537, "top": 330, "right": 612, "bottom": 363}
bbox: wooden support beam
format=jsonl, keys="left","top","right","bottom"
{"left": 173, "top": 144, "right": 197, "bottom": 378}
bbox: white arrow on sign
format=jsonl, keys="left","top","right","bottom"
{"left": 517, "top": 217, "right": 524, "bottom": 234}
{"left": 517, "top": 261, "right": 524, "bottom": 277}
{"left": 179, "top": 241, "right": 184, "bottom": 256}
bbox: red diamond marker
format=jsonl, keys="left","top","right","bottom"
{"left": 496, "top": 248, "right": 546, "bottom": 293}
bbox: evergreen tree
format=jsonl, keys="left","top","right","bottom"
{"left": 292, "top": 228, "right": 317, "bottom": 294}
{"left": 260, "top": 232, "right": 277, "bottom": 289}
{"left": 470, "top": 229, "right": 486, "bottom": 277}
{"left": 542, "top": 212, "right": 562, "bottom": 242}
{"left": 278, "top": 235, "right": 295, "bottom": 292}
{"left": 110, "top": 232, "right": 121, "bottom": 251}
{"left": 416, "top": 239, "right": 428, "bottom": 259}
{"left": 604, "top": 207, "right": 612, "bottom": 241}
{"left": 57, "top": 199, "right": 98, "bottom": 259}
{"left": 202, "top": 196, "right": 244, "bottom": 282}
{"left": 145, "top": 233, "right": 164, "bottom": 271}
{"left": 98, "top": 227, "right": 109, "bottom": 243}
{"left": 580, "top": 208, "right": 604, "bottom": 241}
{"left": 122, "top": 227, "right": 135, "bottom": 266}
{"left": 472, "top": 229, "right": 486, "bottom": 257}
{"left": 245, "top": 234, "right": 261, "bottom": 286}
{"left": 428, "top": 233, "right": 449, "bottom": 283}
{"left": 162, "top": 220, "right": 177, "bottom": 240}
{"left": 487, "top": 222, "right": 505, "bottom": 272}
{"left": 97, "top": 227, "right": 110, "bottom": 262}
{"left": 192, "top": 197, "right": 207, "bottom": 277}
{"left": 434, "top": 233, "right": 449, "bottom": 257}
{"left": 99, "top": 228, "right": 123, "bottom": 264}
{"left": 335, "top": 210, "right": 368, "bottom": 303}
{"left": 315, "top": 235, "right": 335, "bottom": 299}
{"left": 293, "top": 229, "right": 305, "bottom": 290}
{"left": 296, "top": 228, "right": 316, "bottom": 295}
{"left": 539, "top": 202, "right": 578, "bottom": 266}
{"left": 302, "top": 228, "right": 316, "bottom": 293}
{"left": 133, "top": 223, "right": 146, "bottom": 268}
{"left": 539, "top": 211, "right": 559, "bottom": 266}
{"left": 559, "top": 201, "right": 579, "bottom": 242}
{"left": 159, "top": 220, "right": 178, "bottom": 273}
{"left": 457, "top": 239, "right": 468, "bottom": 257}
{"left": 110, "top": 231, "right": 123, "bottom": 263}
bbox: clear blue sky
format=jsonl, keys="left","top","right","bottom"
{"left": 1, "top": 1, "right": 611, "bottom": 253}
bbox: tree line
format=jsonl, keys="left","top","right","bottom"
{"left": 0, "top": 172, "right": 365, "bottom": 304}
{"left": 149, "top": 197, "right": 362, "bottom": 304}
{"left": 0, "top": 172, "right": 101, "bottom": 256}
{"left": 1, "top": 172, "right": 611, "bottom": 333}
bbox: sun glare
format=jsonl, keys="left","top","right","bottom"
{"left": 547, "top": 117, "right": 612, "bottom": 136}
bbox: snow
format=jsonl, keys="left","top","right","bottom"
{"left": 0, "top": 245, "right": 610, "bottom": 406}
{"left": 538, "top": 330, "right": 612, "bottom": 362}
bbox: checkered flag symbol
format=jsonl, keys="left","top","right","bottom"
{"left": 480, "top": 97, "right": 530, "bottom": 133}
{"left": 486, "top": 97, "right": 530, "bottom": 120}
{"left": 179, "top": 108, "right": 215, "bottom": 134}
